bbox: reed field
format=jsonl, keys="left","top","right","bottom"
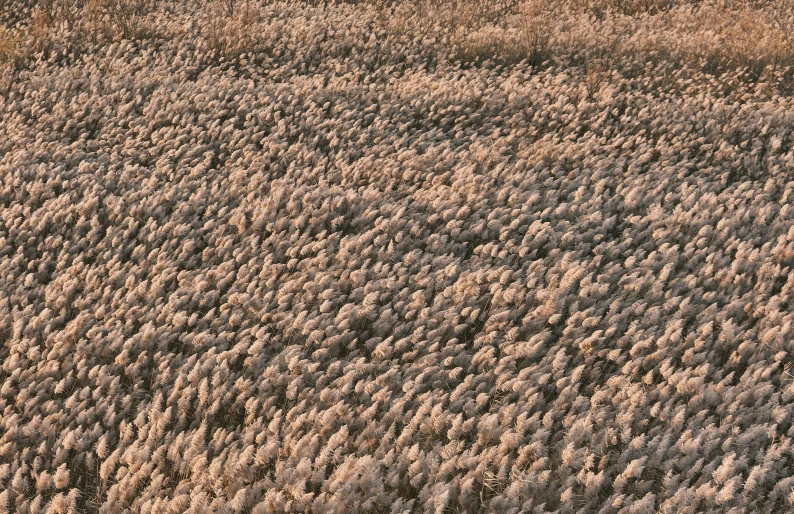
{"left": 2, "top": 0, "right": 794, "bottom": 512}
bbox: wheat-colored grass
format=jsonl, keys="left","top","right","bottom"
{"left": 2, "top": 1, "right": 794, "bottom": 513}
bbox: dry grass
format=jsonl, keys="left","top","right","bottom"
{"left": 205, "top": 0, "right": 262, "bottom": 60}
{"left": 366, "top": 0, "right": 794, "bottom": 91}
{"left": 83, "top": 0, "right": 151, "bottom": 41}
{"left": 0, "top": 26, "right": 24, "bottom": 65}
{"left": 1, "top": 0, "right": 793, "bottom": 90}
{"left": 0, "top": 0, "right": 154, "bottom": 68}
{"left": 2, "top": 2, "right": 794, "bottom": 511}
{"left": 449, "top": 0, "right": 551, "bottom": 65}
{"left": 437, "top": 0, "right": 791, "bottom": 76}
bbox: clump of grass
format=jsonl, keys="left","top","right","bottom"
{"left": 205, "top": 0, "right": 262, "bottom": 61}
{"left": 584, "top": 59, "right": 609, "bottom": 98}
{"left": 451, "top": 0, "right": 551, "bottom": 64}
{"left": 83, "top": 0, "right": 153, "bottom": 42}
{"left": 0, "top": 26, "right": 26, "bottom": 67}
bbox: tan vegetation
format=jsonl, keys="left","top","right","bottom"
{"left": 1, "top": 0, "right": 154, "bottom": 59}
{"left": 2, "top": 0, "right": 794, "bottom": 513}
{"left": 83, "top": 0, "right": 152, "bottom": 41}
{"left": 2, "top": 0, "right": 793, "bottom": 90}
{"left": 0, "top": 26, "right": 25, "bottom": 65}
{"left": 205, "top": 0, "right": 264, "bottom": 60}
{"left": 397, "top": 0, "right": 794, "bottom": 81}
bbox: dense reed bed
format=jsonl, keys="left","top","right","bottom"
{"left": 2, "top": 1, "right": 794, "bottom": 512}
